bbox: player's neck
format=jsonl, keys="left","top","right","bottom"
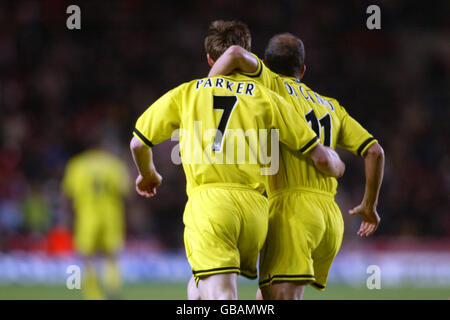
{"left": 279, "top": 73, "right": 300, "bottom": 82}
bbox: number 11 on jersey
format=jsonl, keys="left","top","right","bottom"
{"left": 305, "top": 109, "right": 332, "bottom": 147}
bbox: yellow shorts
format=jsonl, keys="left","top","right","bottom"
{"left": 74, "top": 212, "right": 124, "bottom": 256}
{"left": 183, "top": 183, "right": 268, "bottom": 282}
{"left": 259, "top": 187, "right": 344, "bottom": 290}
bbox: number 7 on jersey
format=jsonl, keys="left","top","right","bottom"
{"left": 212, "top": 95, "right": 238, "bottom": 152}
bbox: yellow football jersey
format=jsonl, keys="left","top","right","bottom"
{"left": 244, "top": 56, "right": 378, "bottom": 195}
{"left": 62, "top": 149, "right": 130, "bottom": 219}
{"left": 133, "top": 74, "right": 319, "bottom": 196}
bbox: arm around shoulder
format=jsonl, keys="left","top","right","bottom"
{"left": 208, "top": 45, "right": 259, "bottom": 77}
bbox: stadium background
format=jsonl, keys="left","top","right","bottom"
{"left": 0, "top": 0, "right": 448, "bottom": 299}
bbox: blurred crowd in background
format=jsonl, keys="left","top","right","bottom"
{"left": 0, "top": 0, "right": 448, "bottom": 254}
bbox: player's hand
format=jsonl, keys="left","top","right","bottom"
{"left": 135, "top": 172, "right": 162, "bottom": 198}
{"left": 349, "top": 203, "right": 380, "bottom": 237}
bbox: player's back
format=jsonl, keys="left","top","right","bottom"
{"left": 62, "top": 149, "right": 129, "bottom": 217}
{"left": 248, "top": 58, "right": 376, "bottom": 195}
{"left": 278, "top": 79, "right": 376, "bottom": 195}
{"left": 133, "top": 73, "right": 318, "bottom": 196}
{"left": 268, "top": 78, "right": 342, "bottom": 195}
{"left": 179, "top": 74, "right": 276, "bottom": 195}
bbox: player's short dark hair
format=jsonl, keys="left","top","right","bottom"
{"left": 205, "top": 20, "right": 252, "bottom": 61}
{"left": 264, "top": 33, "right": 305, "bottom": 78}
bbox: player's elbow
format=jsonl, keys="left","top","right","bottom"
{"left": 310, "top": 145, "right": 345, "bottom": 178}
{"left": 337, "top": 160, "right": 345, "bottom": 178}
{"left": 312, "top": 151, "right": 330, "bottom": 170}
{"left": 227, "top": 45, "right": 249, "bottom": 67}
{"left": 130, "top": 136, "right": 145, "bottom": 152}
{"left": 227, "top": 45, "right": 246, "bottom": 59}
{"left": 365, "top": 143, "right": 384, "bottom": 161}
{"left": 319, "top": 156, "right": 345, "bottom": 178}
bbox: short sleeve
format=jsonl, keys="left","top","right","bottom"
{"left": 134, "top": 87, "right": 182, "bottom": 147}
{"left": 337, "top": 105, "right": 378, "bottom": 156}
{"left": 241, "top": 54, "right": 278, "bottom": 91}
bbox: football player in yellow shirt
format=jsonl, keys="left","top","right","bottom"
{"left": 130, "top": 21, "right": 345, "bottom": 300}
{"left": 62, "top": 146, "right": 130, "bottom": 300}
{"left": 209, "top": 32, "right": 385, "bottom": 299}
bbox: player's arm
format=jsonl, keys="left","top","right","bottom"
{"left": 208, "top": 45, "right": 259, "bottom": 77}
{"left": 130, "top": 86, "right": 181, "bottom": 197}
{"left": 349, "top": 142, "right": 384, "bottom": 237}
{"left": 307, "top": 145, "right": 345, "bottom": 178}
{"left": 130, "top": 137, "right": 162, "bottom": 198}
{"left": 337, "top": 104, "right": 384, "bottom": 236}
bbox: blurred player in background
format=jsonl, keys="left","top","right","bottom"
{"left": 130, "top": 21, "right": 344, "bottom": 300}
{"left": 209, "top": 32, "right": 385, "bottom": 299}
{"left": 62, "top": 139, "right": 130, "bottom": 300}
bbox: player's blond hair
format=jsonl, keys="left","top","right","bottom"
{"left": 204, "top": 20, "right": 252, "bottom": 61}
